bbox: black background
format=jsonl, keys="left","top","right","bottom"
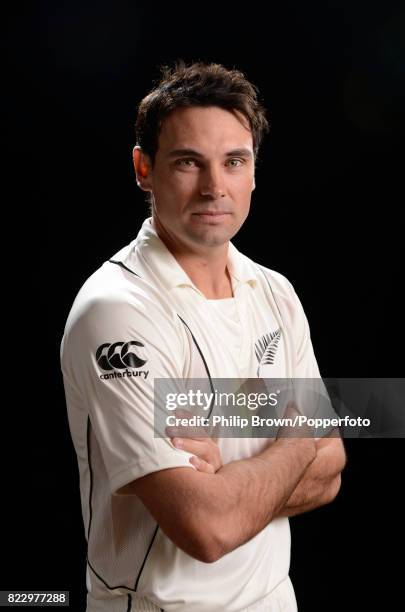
{"left": 4, "top": 1, "right": 404, "bottom": 610}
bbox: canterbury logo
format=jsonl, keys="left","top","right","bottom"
{"left": 96, "top": 341, "right": 147, "bottom": 371}
{"left": 255, "top": 329, "right": 281, "bottom": 376}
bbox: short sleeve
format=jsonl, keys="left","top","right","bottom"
{"left": 61, "top": 293, "right": 196, "bottom": 495}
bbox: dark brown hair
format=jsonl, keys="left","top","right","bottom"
{"left": 135, "top": 60, "right": 270, "bottom": 167}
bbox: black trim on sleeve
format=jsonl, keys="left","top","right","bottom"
{"left": 86, "top": 416, "right": 94, "bottom": 541}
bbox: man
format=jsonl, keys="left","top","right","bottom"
{"left": 60, "top": 60, "right": 346, "bottom": 612}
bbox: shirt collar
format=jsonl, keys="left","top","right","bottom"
{"left": 113, "top": 217, "right": 258, "bottom": 292}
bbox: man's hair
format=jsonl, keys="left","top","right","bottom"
{"left": 135, "top": 59, "right": 270, "bottom": 168}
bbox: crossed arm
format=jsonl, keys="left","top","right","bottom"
{"left": 125, "top": 430, "right": 346, "bottom": 563}
{"left": 171, "top": 429, "right": 346, "bottom": 519}
{"left": 273, "top": 433, "right": 345, "bottom": 517}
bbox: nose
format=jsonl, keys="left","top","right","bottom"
{"left": 199, "top": 165, "right": 226, "bottom": 199}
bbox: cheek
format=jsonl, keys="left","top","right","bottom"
{"left": 232, "top": 170, "right": 254, "bottom": 189}
{"left": 163, "top": 172, "right": 197, "bottom": 199}
{"left": 232, "top": 178, "right": 254, "bottom": 206}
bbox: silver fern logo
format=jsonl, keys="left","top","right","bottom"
{"left": 255, "top": 329, "right": 281, "bottom": 376}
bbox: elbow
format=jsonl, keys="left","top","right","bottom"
{"left": 182, "top": 510, "right": 235, "bottom": 563}
{"left": 166, "top": 516, "right": 229, "bottom": 564}
{"left": 325, "top": 473, "right": 342, "bottom": 505}
{"left": 339, "top": 440, "right": 348, "bottom": 473}
{"left": 155, "top": 485, "right": 234, "bottom": 563}
{"left": 189, "top": 523, "right": 230, "bottom": 564}
{"left": 181, "top": 538, "right": 226, "bottom": 564}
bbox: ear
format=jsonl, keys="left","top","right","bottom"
{"left": 252, "top": 174, "right": 256, "bottom": 191}
{"left": 133, "top": 146, "right": 153, "bottom": 191}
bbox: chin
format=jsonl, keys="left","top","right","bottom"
{"left": 186, "top": 226, "right": 238, "bottom": 248}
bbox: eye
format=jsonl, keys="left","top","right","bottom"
{"left": 227, "top": 158, "right": 244, "bottom": 167}
{"left": 175, "top": 158, "right": 197, "bottom": 167}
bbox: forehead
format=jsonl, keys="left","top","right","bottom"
{"left": 157, "top": 106, "right": 253, "bottom": 153}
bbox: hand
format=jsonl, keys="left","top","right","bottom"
{"left": 165, "top": 409, "right": 223, "bottom": 474}
{"left": 172, "top": 436, "right": 223, "bottom": 473}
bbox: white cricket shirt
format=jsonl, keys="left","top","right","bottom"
{"left": 60, "top": 217, "right": 321, "bottom": 612}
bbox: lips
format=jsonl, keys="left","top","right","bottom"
{"left": 192, "top": 211, "right": 230, "bottom": 215}
{"left": 190, "top": 211, "right": 231, "bottom": 225}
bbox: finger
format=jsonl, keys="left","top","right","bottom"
{"left": 171, "top": 437, "right": 212, "bottom": 460}
{"left": 189, "top": 455, "right": 215, "bottom": 474}
{"left": 165, "top": 425, "right": 209, "bottom": 439}
{"left": 171, "top": 438, "right": 222, "bottom": 472}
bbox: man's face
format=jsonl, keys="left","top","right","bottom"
{"left": 138, "top": 106, "right": 255, "bottom": 252}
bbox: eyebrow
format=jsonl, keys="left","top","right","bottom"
{"left": 166, "top": 147, "right": 253, "bottom": 159}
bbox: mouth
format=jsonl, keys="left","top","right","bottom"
{"left": 192, "top": 211, "right": 231, "bottom": 216}
{"left": 191, "top": 211, "right": 231, "bottom": 224}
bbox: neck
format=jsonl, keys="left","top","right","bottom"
{"left": 175, "top": 249, "right": 234, "bottom": 299}
{"left": 151, "top": 217, "right": 234, "bottom": 299}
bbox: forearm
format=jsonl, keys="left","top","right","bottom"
{"left": 134, "top": 437, "right": 316, "bottom": 562}
{"left": 203, "top": 438, "right": 316, "bottom": 556}
{"left": 275, "top": 472, "right": 342, "bottom": 517}
{"left": 274, "top": 436, "right": 347, "bottom": 518}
